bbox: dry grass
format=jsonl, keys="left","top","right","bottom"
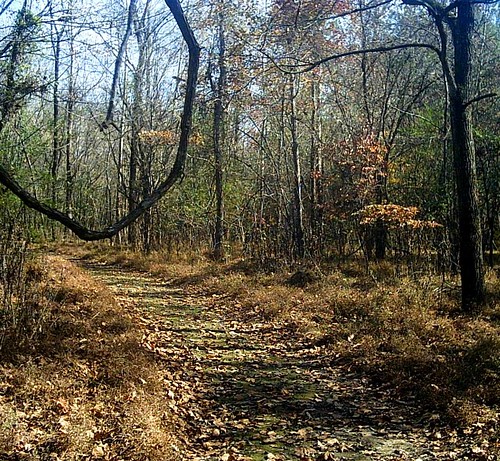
{"left": 0, "top": 254, "right": 185, "bottom": 460}
{"left": 69, "top": 243, "right": 500, "bottom": 431}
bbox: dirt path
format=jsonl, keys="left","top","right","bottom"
{"left": 81, "top": 260, "right": 464, "bottom": 461}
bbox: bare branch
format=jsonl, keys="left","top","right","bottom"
{"left": 0, "top": 0, "right": 15, "bottom": 17}
{"left": 464, "top": 92, "right": 498, "bottom": 108}
{"left": 402, "top": 0, "right": 445, "bottom": 17}
{"left": 443, "top": 1, "right": 460, "bottom": 15}
{"left": 277, "top": 0, "right": 395, "bottom": 26}
{"left": 103, "top": 0, "right": 138, "bottom": 128}
{"left": 271, "top": 43, "right": 441, "bottom": 74}
{"left": 322, "top": 0, "right": 394, "bottom": 22}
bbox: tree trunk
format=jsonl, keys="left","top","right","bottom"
{"left": 128, "top": 131, "right": 139, "bottom": 246}
{"left": 309, "top": 78, "right": 323, "bottom": 255}
{"left": 290, "top": 75, "right": 305, "bottom": 259}
{"left": 128, "top": 16, "right": 147, "bottom": 248}
{"left": 449, "top": 0, "right": 485, "bottom": 309}
{"left": 0, "top": 0, "right": 201, "bottom": 242}
{"left": 450, "top": 98, "right": 484, "bottom": 308}
{"left": 374, "top": 168, "right": 388, "bottom": 260}
{"left": 65, "top": 25, "right": 75, "bottom": 220}
{"left": 213, "top": 0, "right": 226, "bottom": 261}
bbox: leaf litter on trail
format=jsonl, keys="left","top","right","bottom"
{"left": 80, "top": 260, "right": 499, "bottom": 461}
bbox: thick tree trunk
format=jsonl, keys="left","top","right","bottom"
{"left": 449, "top": 0, "right": 485, "bottom": 309}
{"left": 450, "top": 98, "right": 484, "bottom": 308}
{"left": 404, "top": 0, "right": 488, "bottom": 308}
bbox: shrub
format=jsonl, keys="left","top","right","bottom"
{"left": 0, "top": 226, "right": 48, "bottom": 354}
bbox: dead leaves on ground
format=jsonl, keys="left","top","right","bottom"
{"left": 0, "top": 256, "right": 184, "bottom": 460}
{"left": 87, "top": 262, "right": 499, "bottom": 461}
{"left": 2, "top": 254, "right": 498, "bottom": 460}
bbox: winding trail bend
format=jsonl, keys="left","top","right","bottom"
{"left": 81, "top": 259, "right": 451, "bottom": 461}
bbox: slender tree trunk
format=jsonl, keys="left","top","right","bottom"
{"left": 256, "top": 118, "right": 266, "bottom": 260}
{"left": 290, "top": 75, "right": 305, "bottom": 259}
{"left": 105, "top": 0, "right": 138, "bottom": 127}
{"left": 309, "top": 78, "right": 323, "bottom": 255}
{"left": 141, "top": 156, "right": 152, "bottom": 252}
{"left": 279, "top": 83, "right": 289, "bottom": 259}
{"left": 128, "top": 18, "right": 147, "bottom": 247}
{"left": 128, "top": 137, "right": 139, "bottom": 246}
{"left": 65, "top": 30, "right": 75, "bottom": 220}
{"left": 49, "top": 12, "right": 63, "bottom": 240}
{"left": 51, "top": 57, "right": 60, "bottom": 203}
{"left": 374, "top": 166, "right": 388, "bottom": 260}
{"left": 359, "top": 8, "right": 373, "bottom": 134}
{"left": 213, "top": 0, "right": 226, "bottom": 261}
{"left": 113, "top": 78, "right": 126, "bottom": 247}
{"left": 51, "top": 29, "right": 61, "bottom": 204}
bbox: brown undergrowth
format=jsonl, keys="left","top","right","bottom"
{"left": 69, "top": 243, "right": 500, "bottom": 435}
{"left": 0, "top": 254, "right": 186, "bottom": 460}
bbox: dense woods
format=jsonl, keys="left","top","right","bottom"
{"left": 0, "top": 0, "right": 498, "bottom": 304}
{"left": 0, "top": 1, "right": 499, "bottom": 458}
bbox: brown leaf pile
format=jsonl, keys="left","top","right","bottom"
{"left": 0, "top": 255, "right": 186, "bottom": 460}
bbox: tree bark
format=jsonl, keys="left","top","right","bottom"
{"left": 290, "top": 75, "right": 305, "bottom": 259}
{"left": 105, "top": 0, "right": 138, "bottom": 127}
{"left": 65, "top": 40, "right": 75, "bottom": 219}
{"left": 48, "top": 4, "right": 64, "bottom": 243}
{"left": 212, "top": 0, "right": 226, "bottom": 261}
{"left": 309, "top": 78, "right": 323, "bottom": 255}
{"left": 399, "top": 0, "right": 486, "bottom": 310}
{"left": 127, "top": 28, "right": 145, "bottom": 247}
{"left": 449, "top": 0, "right": 485, "bottom": 309}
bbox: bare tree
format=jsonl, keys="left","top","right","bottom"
{"left": 211, "top": 0, "right": 227, "bottom": 260}
{"left": 0, "top": 0, "right": 201, "bottom": 241}
{"left": 278, "top": 0, "right": 497, "bottom": 309}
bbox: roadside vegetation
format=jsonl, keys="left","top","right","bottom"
{"left": 0, "top": 242, "right": 187, "bottom": 460}
{"left": 0, "top": 0, "right": 498, "bottom": 458}
{"left": 78, "top": 246, "right": 500, "bottom": 440}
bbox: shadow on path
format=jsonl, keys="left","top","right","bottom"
{"left": 81, "top": 260, "right": 445, "bottom": 461}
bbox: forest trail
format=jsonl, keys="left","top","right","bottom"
{"left": 80, "top": 259, "right": 449, "bottom": 461}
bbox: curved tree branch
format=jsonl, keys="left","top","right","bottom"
{"left": 319, "top": 0, "right": 395, "bottom": 22}
{"left": 463, "top": 92, "right": 497, "bottom": 108}
{"left": 0, "top": 0, "right": 201, "bottom": 241}
{"left": 269, "top": 43, "right": 441, "bottom": 74}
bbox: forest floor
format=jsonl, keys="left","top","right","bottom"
{"left": 1, "top": 246, "right": 499, "bottom": 460}
{"left": 77, "top": 249, "right": 498, "bottom": 461}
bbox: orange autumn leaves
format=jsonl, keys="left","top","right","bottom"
{"left": 358, "top": 204, "right": 442, "bottom": 229}
{"left": 139, "top": 129, "right": 204, "bottom": 147}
